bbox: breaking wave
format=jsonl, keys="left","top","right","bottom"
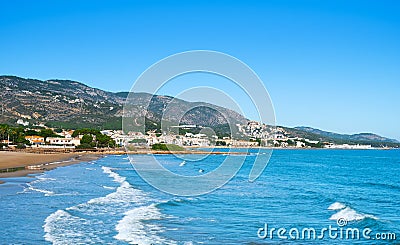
{"left": 44, "top": 165, "right": 173, "bottom": 244}
{"left": 328, "top": 202, "right": 378, "bottom": 222}
{"left": 328, "top": 201, "right": 346, "bottom": 210}
{"left": 115, "top": 204, "right": 176, "bottom": 245}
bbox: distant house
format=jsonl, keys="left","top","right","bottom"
{"left": 188, "top": 137, "right": 210, "bottom": 146}
{"left": 231, "top": 140, "right": 258, "bottom": 147}
{"left": 16, "top": 119, "right": 29, "bottom": 126}
{"left": 296, "top": 141, "right": 306, "bottom": 148}
{"left": 46, "top": 137, "right": 81, "bottom": 147}
{"left": 305, "top": 139, "right": 319, "bottom": 144}
{"left": 55, "top": 130, "right": 74, "bottom": 138}
{"left": 113, "top": 135, "right": 134, "bottom": 146}
{"left": 25, "top": 136, "right": 45, "bottom": 146}
{"left": 274, "top": 133, "right": 287, "bottom": 141}
{"left": 171, "top": 125, "right": 197, "bottom": 129}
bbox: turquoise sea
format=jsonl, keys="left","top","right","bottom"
{"left": 0, "top": 149, "right": 399, "bottom": 244}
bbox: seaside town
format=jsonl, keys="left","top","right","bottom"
{"left": 0, "top": 120, "right": 375, "bottom": 151}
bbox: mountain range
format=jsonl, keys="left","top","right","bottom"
{"left": 0, "top": 76, "right": 246, "bottom": 129}
{"left": 283, "top": 126, "right": 399, "bottom": 146}
{"left": 294, "top": 126, "right": 399, "bottom": 144}
{"left": 0, "top": 75, "right": 398, "bottom": 146}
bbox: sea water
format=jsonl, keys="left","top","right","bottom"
{"left": 0, "top": 149, "right": 399, "bottom": 244}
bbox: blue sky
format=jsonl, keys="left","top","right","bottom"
{"left": 1, "top": 0, "right": 399, "bottom": 140}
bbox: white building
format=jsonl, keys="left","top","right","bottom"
{"left": 25, "top": 136, "right": 45, "bottom": 146}
{"left": 16, "top": 119, "right": 29, "bottom": 126}
{"left": 46, "top": 137, "right": 81, "bottom": 147}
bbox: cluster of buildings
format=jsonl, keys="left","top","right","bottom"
{"left": 24, "top": 134, "right": 81, "bottom": 149}
{"left": 101, "top": 128, "right": 261, "bottom": 148}
{"left": 4, "top": 120, "right": 374, "bottom": 150}
{"left": 238, "top": 121, "right": 373, "bottom": 149}
{"left": 101, "top": 130, "right": 212, "bottom": 147}
{"left": 238, "top": 121, "right": 294, "bottom": 147}
{"left": 324, "top": 143, "right": 372, "bottom": 149}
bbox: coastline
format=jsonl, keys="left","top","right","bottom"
{"left": 0, "top": 152, "right": 103, "bottom": 181}
{"left": 1, "top": 146, "right": 395, "bottom": 184}
{"left": 0, "top": 149, "right": 246, "bottom": 183}
{"left": 186, "top": 146, "right": 396, "bottom": 150}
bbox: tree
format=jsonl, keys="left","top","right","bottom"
{"left": 129, "top": 139, "right": 147, "bottom": 144}
{"left": 72, "top": 128, "right": 98, "bottom": 137}
{"left": 0, "top": 124, "right": 9, "bottom": 140}
{"left": 39, "top": 128, "right": 58, "bottom": 140}
{"left": 151, "top": 143, "right": 184, "bottom": 151}
{"left": 16, "top": 143, "right": 26, "bottom": 149}
{"left": 287, "top": 139, "right": 295, "bottom": 146}
{"left": 77, "top": 143, "right": 93, "bottom": 149}
{"left": 80, "top": 134, "right": 93, "bottom": 145}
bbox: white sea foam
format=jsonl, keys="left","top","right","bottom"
{"left": 115, "top": 204, "right": 176, "bottom": 245}
{"left": 46, "top": 159, "right": 73, "bottom": 165}
{"left": 43, "top": 210, "right": 102, "bottom": 244}
{"left": 328, "top": 202, "right": 378, "bottom": 222}
{"left": 102, "top": 185, "right": 115, "bottom": 190}
{"left": 86, "top": 182, "right": 146, "bottom": 207}
{"left": 26, "top": 182, "right": 54, "bottom": 196}
{"left": 102, "top": 166, "right": 126, "bottom": 183}
{"left": 28, "top": 186, "right": 54, "bottom": 196}
{"left": 328, "top": 202, "right": 346, "bottom": 210}
{"left": 24, "top": 175, "right": 57, "bottom": 196}
{"left": 83, "top": 166, "right": 147, "bottom": 208}
{"left": 102, "top": 167, "right": 174, "bottom": 244}
{"left": 36, "top": 176, "right": 56, "bottom": 181}
{"left": 43, "top": 210, "right": 81, "bottom": 243}
{"left": 44, "top": 165, "right": 170, "bottom": 244}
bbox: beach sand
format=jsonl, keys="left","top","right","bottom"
{"left": 0, "top": 151, "right": 101, "bottom": 179}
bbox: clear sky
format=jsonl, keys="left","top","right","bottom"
{"left": 1, "top": 0, "right": 399, "bottom": 140}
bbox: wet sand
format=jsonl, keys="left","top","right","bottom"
{"left": 0, "top": 152, "right": 101, "bottom": 179}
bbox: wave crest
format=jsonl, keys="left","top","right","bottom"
{"left": 328, "top": 202, "right": 378, "bottom": 222}
{"left": 115, "top": 204, "right": 175, "bottom": 245}
{"left": 44, "top": 165, "right": 172, "bottom": 244}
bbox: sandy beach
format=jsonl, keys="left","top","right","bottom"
{"left": 0, "top": 151, "right": 102, "bottom": 180}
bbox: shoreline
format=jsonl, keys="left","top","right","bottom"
{"left": 1, "top": 147, "right": 397, "bottom": 184}
{"left": 186, "top": 146, "right": 397, "bottom": 150}
{"left": 0, "top": 152, "right": 103, "bottom": 182}
{"left": 0, "top": 149, "right": 246, "bottom": 183}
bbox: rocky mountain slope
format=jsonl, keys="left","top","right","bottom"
{"left": 294, "top": 126, "right": 399, "bottom": 144}
{"left": 0, "top": 76, "right": 247, "bottom": 129}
